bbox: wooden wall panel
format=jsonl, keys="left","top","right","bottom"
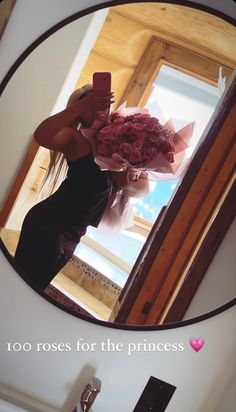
{"left": 76, "top": 52, "right": 134, "bottom": 109}
{"left": 92, "top": 13, "right": 152, "bottom": 68}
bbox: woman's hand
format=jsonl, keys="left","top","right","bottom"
{"left": 76, "top": 90, "right": 115, "bottom": 127}
{"left": 127, "top": 170, "right": 148, "bottom": 182}
{"left": 139, "top": 171, "right": 148, "bottom": 180}
{"left": 111, "top": 169, "right": 150, "bottom": 197}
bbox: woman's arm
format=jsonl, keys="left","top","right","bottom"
{"left": 34, "top": 91, "right": 114, "bottom": 152}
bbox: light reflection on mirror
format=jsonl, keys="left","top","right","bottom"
{"left": 0, "top": 3, "right": 235, "bottom": 324}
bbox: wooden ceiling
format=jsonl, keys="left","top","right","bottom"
{"left": 113, "top": 3, "right": 235, "bottom": 65}
{"left": 76, "top": 3, "right": 236, "bottom": 106}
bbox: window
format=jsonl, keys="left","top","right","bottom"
{"left": 74, "top": 62, "right": 220, "bottom": 288}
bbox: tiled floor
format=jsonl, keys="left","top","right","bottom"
{"left": 52, "top": 273, "right": 112, "bottom": 320}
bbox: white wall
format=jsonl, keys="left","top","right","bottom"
{"left": 0, "top": 1, "right": 235, "bottom": 411}
{"left": 0, "top": 5, "right": 108, "bottom": 209}
{"left": 214, "top": 371, "right": 236, "bottom": 412}
{"left": 0, "top": 253, "right": 235, "bottom": 412}
{"left": 0, "top": 399, "right": 28, "bottom": 412}
{"left": 0, "top": 0, "right": 107, "bottom": 82}
{"left": 184, "top": 218, "right": 236, "bottom": 320}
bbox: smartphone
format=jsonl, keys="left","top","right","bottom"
{"left": 93, "top": 72, "right": 111, "bottom": 93}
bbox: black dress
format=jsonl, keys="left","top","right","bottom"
{"left": 14, "top": 153, "right": 116, "bottom": 290}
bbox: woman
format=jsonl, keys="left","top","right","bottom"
{"left": 14, "top": 85, "right": 149, "bottom": 290}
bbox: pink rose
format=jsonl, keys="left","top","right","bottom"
{"left": 110, "top": 112, "right": 121, "bottom": 123}
{"left": 98, "top": 144, "right": 112, "bottom": 156}
{"left": 129, "top": 149, "right": 142, "bottom": 165}
{"left": 124, "top": 114, "right": 137, "bottom": 122}
{"left": 98, "top": 126, "right": 113, "bottom": 140}
{"left": 99, "top": 126, "right": 113, "bottom": 135}
{"left": 148, "top": 147, "right": 158, "bottom": 159}
{"left": 133, "top": 123, "right": 145, "bottom": 132}
{"left": 118, "top": 124, "right": 129, "bottom": 137}
{"left": 96, "top": 110, "right": 175, "bottom": 169}
{"left": 102, "top": 135, "right": 115, "bottom": 144}
{"left": 133, "top": 139, "right": 143, "bottom": 150}
{"left": 132, "top": 114, "right": 150, "bottom": 123}
{"left": 147, "top": 117, "right": 159, "bottom": 128}
{"left": 112, "top": 117, "right": 126, "bottom": 126}
{"left": 161, "top": 140, "right": 175, "bottom": 154}
{"left": 150, "top": 133, "right": 162, "bottom": 144}
{"left": 119, "top": 142, "right": 132, "bottom": 156}
{"left": 127, "top": 128, "right": 141, "bottom": 142}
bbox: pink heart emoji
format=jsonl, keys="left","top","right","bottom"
{"left": 189, "top": 337, "right": 205, "bottom": 352}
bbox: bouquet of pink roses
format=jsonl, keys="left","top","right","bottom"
{"left": 80, "top": 104, "right": 194, "bottom": 180}
{"left": 80, "top": 104, "right": 194, "bottom": 232}
{"left": 97, "top": 111, "right": 175, "bottom": 169}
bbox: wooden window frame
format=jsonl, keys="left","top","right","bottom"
{"left": 81, "top": 235, "right": 132, "bottom": 274}
{"left": 116, "top": 36, "right": 233, "bottom": 108}
{"left": 77, "top": 217, "right": 152, "bottom": 283}
{"left": 163, "top": 179, "right": 236, "bottom": 323}
{"left": 114, "top": 73, "right": 235, "bottom": 325}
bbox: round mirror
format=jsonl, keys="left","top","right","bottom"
{"left": 0, "top": 2, "right": 235, "bottom": 327}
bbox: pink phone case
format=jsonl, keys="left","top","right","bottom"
{"left": 93, "top": 72, "right": 111, "bottom": 93}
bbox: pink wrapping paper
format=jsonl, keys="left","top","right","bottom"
{"left": 80, "top": 105, "right": 194, "bottom": 232}
{"left": 97, "top": 189, "right": 134, "bottom": 233}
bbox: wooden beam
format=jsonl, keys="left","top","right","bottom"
{"left": 161, "top": 42, "right": 232, "bottom": 85}
{"left": 117, "top": 37, "right": 164, "bottom": 107}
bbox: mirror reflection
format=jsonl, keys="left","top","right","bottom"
{"left": 0, "top": 3, "right": 235, "bottom": 324}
